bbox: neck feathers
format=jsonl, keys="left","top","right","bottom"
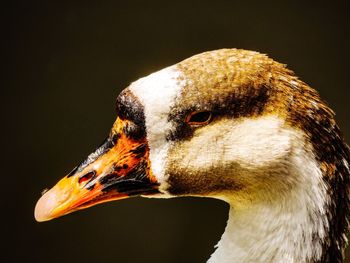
{"left": 209, "top": 136, "right": 349, "bottom": 263}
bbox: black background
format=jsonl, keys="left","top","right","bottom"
{"left": 4, "top": 1, "right": 350, "bottom": 262}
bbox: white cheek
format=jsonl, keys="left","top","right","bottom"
{"left": 176, "top": 116, "right": 296, "bottom": 171}
{"left": 223, "top": 117, "right": 294, "bottom": 168}
{"left": 129, "top": 66, "right": 185, "bottom": 186}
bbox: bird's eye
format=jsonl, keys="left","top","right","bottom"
{"left": 185, "top": 111, "right": 212, "bottom": 126}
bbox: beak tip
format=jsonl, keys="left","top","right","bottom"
{"left": 34, "top": 188, "right": 57, "bottom": 222}
{"left": 34, "top": 202, "right": 48, "bottom": 222}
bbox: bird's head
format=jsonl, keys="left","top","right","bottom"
{"left": 35, "top": 49, "right": 343, "bottom": 221}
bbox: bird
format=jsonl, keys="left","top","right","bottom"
{"left": 35, "top": 49, "right": 350, "bottom": 263}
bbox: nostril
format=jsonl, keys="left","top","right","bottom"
{"left": 78, "top": 171, "right": 96, "bottom": 184}
{"left": 114, "top": 165, "right": 122, "bottom": 172}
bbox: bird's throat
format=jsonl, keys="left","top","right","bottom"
{"left": 208, "top": 145, "right": 330, "bottom": 263}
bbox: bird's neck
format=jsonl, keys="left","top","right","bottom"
{"left": 208, "top": 147, "right": 330, "bottom": 263}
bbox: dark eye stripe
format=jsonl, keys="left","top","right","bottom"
{"left": 166, "top": 86, "right": 270, "bottom": 142}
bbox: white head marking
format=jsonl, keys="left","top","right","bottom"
{"left": 129, "top": 66, "right": 184, "bottom": 187}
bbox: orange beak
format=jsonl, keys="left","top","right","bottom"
{"left": 34, "top": 118, "right": 159, "bottom": 222}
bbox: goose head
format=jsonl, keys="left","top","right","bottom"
{"left": 35, "top": 49, "right": 350, "bottom": 262}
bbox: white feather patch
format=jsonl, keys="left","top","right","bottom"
{"left": 129, "top": 66, "right": 184, "bottom": 188}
